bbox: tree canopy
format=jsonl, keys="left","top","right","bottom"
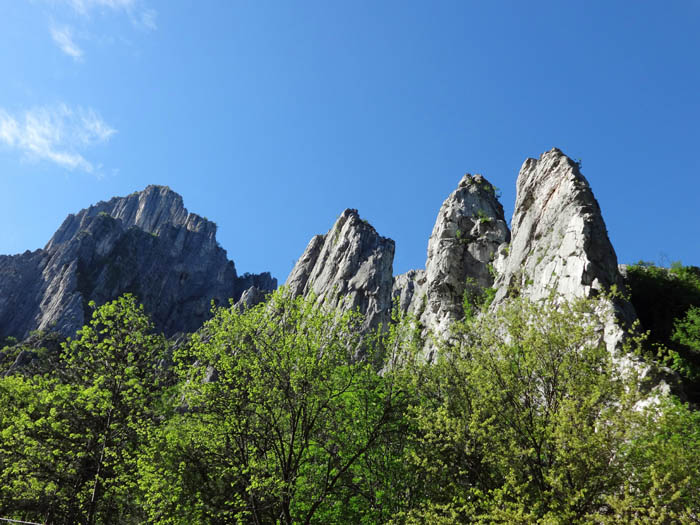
{"left": 0, "top": 289, "right": 698, "bottom": 524}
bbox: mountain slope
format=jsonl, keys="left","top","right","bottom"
{"left": 0, "top": 185, "right": 276, "bottom": 338}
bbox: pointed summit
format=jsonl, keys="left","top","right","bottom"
{"left": 493, "top": 148, "right": 623, "bottom": 303}
{"left": 286, "top": 209, "right": 395, "bottom": 333}
{"left": 393, "top": 173, "right": 510, "bottom": 340}
{"left": 0, "top": 186, "right": 275, "bottom": 339}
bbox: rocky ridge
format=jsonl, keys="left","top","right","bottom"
{"left": 287, "top": 149, "right": 639, "bottom": 356}
{"left": 285, "top": 209, "right": 395, "bottom": 333}
{"left": 0, "top": 185, "right": 275, "bottom": 339}
{"left": 0, "top": 149, "right": 654, "bottom": 360}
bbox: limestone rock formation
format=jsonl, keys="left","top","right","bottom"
{"left": 493, "top": 149, "right": 624, "bottom": 304}
{"left": 0, "top": 185, "right": 276, "bottom": 339}
{"left": 421, "top": 174, "right": 509, "bottom": 336}
{"left": 393, "top": 174, "right": 509, "bottom": 340}
{"left": 391, "top": 269, "right": 426, "bottom": 317}
{"left": 285, "top": 209, "right": 395, "bottom": 332}
{"left": 487, "top": 149, "right": 675, "bottom": 393}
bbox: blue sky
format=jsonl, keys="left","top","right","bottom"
{"left": 1, "top": 1, "right": 698, "bottom": 283}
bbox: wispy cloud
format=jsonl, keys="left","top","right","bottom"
{"left": 0, "top": 105, "right": 116, "bottom": 173}
{"left": 60, "top": 0, "right": 157, "bottom": 31}
{"left": 134, "top": 6, "right": 156, "bottom": 31}
{"left": 65, "top": 0, "right": 136, "bottom": 16}
{"left": 50, "top": 25, "right": 84, "bottom": 61}
{"left": 45, "top": 0, "right": 156, "bottom": 58}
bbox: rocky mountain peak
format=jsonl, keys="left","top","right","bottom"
{"left": 46, "top": 185, "right": 215, "bottom": 252}
{"left": 493, "top": 148, "right": 623, "bottom": 303}
{"left": 0, "top": 186, "right": 276, "bottom": 339}
{"left": 393, "top": 172, "right": 510, "bottom": 340}
{"left": 286, "top": 209, "right": 395, "bottom": 333}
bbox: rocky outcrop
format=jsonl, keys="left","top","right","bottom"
{"left": 0, "top": 185, "right": 276, "bottom": 339}
{"left": 286, "top": 150, "right": 634, "bottom": 352}
{"left": 391, "top": 269, "right": 426, "bottom": 317}
{"left": 393, "top": 174, "right": 509, "bottom": 340}
{"left": 421, "top": 174, "right": 509, "bottom": 337}
{"left": 489, "top": 149, "right": 667, "bottom": 390}
{"left": 493, "top": 148, "right": 625, "bottom": 305}
{"left": 234, "top": 286, "right": 270, "bottom": 311}
{"left": 285, "top": 209, "right": 395, "bottom": 332}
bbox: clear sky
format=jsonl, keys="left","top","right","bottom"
{"left": 1, "top": 1, "right": 698, "bottom": 283}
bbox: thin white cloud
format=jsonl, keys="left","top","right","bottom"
{"left": 134, "top": 7, "right": 157, "bottom": 31}
{"left": 0, "top": 104, "right": 116, "bottom": 173}
{"left": 50, "top": 25, "right": 84, "bottom": 60}
{"left": 43, "top": 0, "right": 156, "bottom": 60}
{"left": 59, "top": 0, "right": 157, "bottom": 31}
{"left": 65, "top": 0, "right": 136, "bottom": 16}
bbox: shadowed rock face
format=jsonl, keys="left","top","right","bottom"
{"left": 493, "top": 148, "right": 624, "bottom": 304}
{"left": 0, "top": 185, "right": 276, "bottom": 339}
{"left": 285, "top": 209, "right": 395, "bottom": 333}
{"left": 393, "top": 173, "right": 509, "bottom": 340}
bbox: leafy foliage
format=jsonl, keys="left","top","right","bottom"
{"left": 625, "top": 261, "right": 700, "bottom": 400}
{"left": 392, "top": 295, "right": 700, "bottom": 523}
{"left": 0, "top": 294, "right": 168, "bottom": 524}
{"left": 0, "top": 290, "right": 699, "bottom": 523}
{"left": 139, "top": 290, "right": 411, "bottom": 524}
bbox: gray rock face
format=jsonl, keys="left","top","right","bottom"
{"left": 393, "top": 174, "right": 509, "bottom": 340}
{"left": 234, "top": 286, "right": 270, "bottom": 311}
{"left": 285, "top": 209, "right": 395, "bottom": 332}
{"left": 0, "top": 250, "right": 53, "bottom": 339}
{"left": 421, "top": 174, "right": 509, "bottom": 337}
{"left": 391, "top": 269, "right": 426, "bottom": 316}
{"left": 0, "top": 185, "right": 276, "bottom": 339}
{"left": 493, "top": 148, "right": 624, "bottom": 304}
{"left": 491, "top": 149, "right": 659, "bottom": 391}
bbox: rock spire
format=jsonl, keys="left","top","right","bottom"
{"left": 393, "top": 173, "right": 509, "bottom": 339}
{"left": 285, "top": 209, "right": 395, "bottom": 333}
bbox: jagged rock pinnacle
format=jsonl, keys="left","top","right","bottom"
{"left": 493, "top": 148, "right": 623, "bottom": 303}
{"left": 393, "top": 173, "right": 510, "bottom": 341}
{"left": 285, "top": 209, "right": 395, "bottom": 333}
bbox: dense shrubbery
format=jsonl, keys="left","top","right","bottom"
{"left": 0, "top": 290, "right": 698, "bottom": 523}
{"left": 625, "top": 261, "right": 700, "bottom": 400}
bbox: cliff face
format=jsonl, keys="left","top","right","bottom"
{"left": 0, "top": 185, "right": 276, "bottom": 339}
{"left": 493, "top": 149, "right": 624, "bottom": 304}
{"left": 285, "top": 209, "right": 395, "bottom": 333}
{"left": 488, "top": 149, "right": 674, "bottom": 395}
{"left": 285, "top": 149, "right": 636, "bottom": 356}
{"left": 487, "top": 149, "right": 641, "bottom": 366}
{"left": 394, "top": 174, "right": 510, "bottom": 340}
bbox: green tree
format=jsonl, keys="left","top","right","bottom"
{"left": 626, "top": 261, "right": 700, "bottom": 399}
{"left": 396, "top": 294, "right": 700, "bottom": 523}
{"left": 0, "top": 294, "right": 168, "bottom": 524}
{"left": 139, "top": 290, "right": 410, "bottom": 524}
{"left": 673, "top": 305, "right": 700, "bottom": 354}
{"left": 0, "top": 374, "right": 100, "bottom": 523}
